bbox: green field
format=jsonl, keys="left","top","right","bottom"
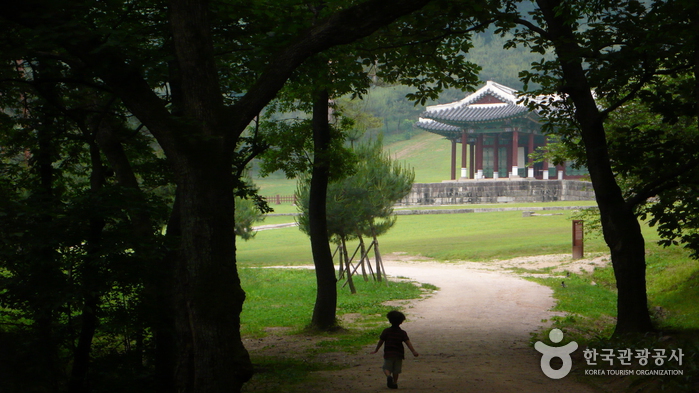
{"left": 239, "top": 208, "right": 657, "bottom": 266}
{"left": 384, "top": 131, "right": 452, "bottom": 183}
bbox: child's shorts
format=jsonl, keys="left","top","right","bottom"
{"left": 382, "top": 357, "right": 403, "bottom": 374}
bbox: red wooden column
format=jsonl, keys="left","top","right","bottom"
{"left": 505, "top": 143, "right": 511, "bottom": 177}
{"left": 542, "top": 137, "right": 550, "bottom": 179}
{"left": 511, "top": 129, "right": 519, "bottom": 177}
{"left": 475, "top": 134, "right": 484, "bottom": 179}
{"left": 469, "top": 144, "right": 475, "bottom": 179}
{"left": 461, "top": 130, "right": 468, "bottom": 178}
{"left": 527, "top": 133, "right": 535, "bottom": 178}
{"left": 493, "top": 134, "right": 499, "bottom": 179}
{"left": 556, "top": 164, "right": 566, "bottom": 180}
{"left": 450, "top": 138, "right": 457, "bottom": 180}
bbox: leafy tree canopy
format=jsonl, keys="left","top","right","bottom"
{"left": 296, "top": 137, "right": 414, "bottom": 242}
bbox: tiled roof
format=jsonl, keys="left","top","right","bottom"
{"left": 420, "top": 81, "right": 532, "bottom": 125}
{"left": 423, "top": 103, "right": 529, "bottom": 124}
{"left": 414, "top": 118, "right": 461, "bottom": 132}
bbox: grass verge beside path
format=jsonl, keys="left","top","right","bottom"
{"left": 239, "top": 268, "right": 433, "bottom": 391}
{"left": 520, "top": 245, "right": 699, "bottom": 392}
{"left": 240, "top": 268, "right": 429, "bottom": 337}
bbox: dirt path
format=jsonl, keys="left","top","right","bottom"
{"left": 245, "top": 255, "right": 603, "bottom": 392}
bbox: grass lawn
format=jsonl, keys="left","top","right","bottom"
{"left": 239, "top": 268, "right": 428, "bottom": 338}
{"left": 255, "top": 201, "right": 600, "bottom": 227}
{"left": 239, "top": 208, "right": 658, "bottom": 265}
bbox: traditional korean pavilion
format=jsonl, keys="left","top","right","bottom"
{"left": 415, "top": 81, "right": 583, "bottom": 181}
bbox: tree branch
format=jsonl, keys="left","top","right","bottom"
{"left": 513, "top": 17, "right": 551, "bottom": 40}
{"left": 625, "top": 157, "right": 699, "bottom": 208}
{"left": 600, "top": 75, "right": 653, "bottom": 119}
{"left": 227, "top": 0, "right": 438, "bottom": 144}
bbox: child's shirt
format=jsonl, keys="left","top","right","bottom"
{"left": 380, "top": 326, "right": 409, "bottom": 359}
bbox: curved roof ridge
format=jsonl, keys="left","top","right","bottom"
{"left": 424, "top": 80, "right": 521, "bottom": 113}
{"left": 486, "top": 80, "right": 518, "bottom": 98}
{"left": 414, "top": 118, "right": 462, "bottom": 133}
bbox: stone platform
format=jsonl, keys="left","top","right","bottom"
{"left": 399, "top": 179, "right": 594, "bottom": 205}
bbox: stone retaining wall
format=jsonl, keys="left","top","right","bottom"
{"left": 399, "top": 180, "right": 595, "bottom": 205}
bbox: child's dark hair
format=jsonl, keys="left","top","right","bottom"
{"left": 387, "top": 310, "right": 406, "bottom": 327}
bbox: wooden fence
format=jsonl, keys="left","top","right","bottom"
{"left": 262, "top": 194, "right": 297, "bottom": 205}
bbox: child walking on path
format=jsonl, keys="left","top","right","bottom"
{"left": 370, "top": 311, "right": 419, "bottom": 389}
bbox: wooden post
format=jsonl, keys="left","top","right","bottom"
{"left": 336, "top": 243, "right": 345, "bottom": 278}
{"left": 542, "top": 137, "right": 549, "bottom": 179}
{"left": 373, "top": 237, "right": 388, "bottom": 287}
{"left": 469, "top": 143, "right": 475, "bottom": 179}
{"left": 572, "top": 220, "right": 584, "bottom": 259}
{"left": 341, "top": 237, "right": 356, "bottom": 294}
{"left": 358, "top": 236, "right": 369, "bottom": 281}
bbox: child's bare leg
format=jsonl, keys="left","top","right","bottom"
{"left": 383, "top": 369, "right": 391, "bottom": 377}
{"left": 393, "top": 373, "right": 400, "bottom": 383}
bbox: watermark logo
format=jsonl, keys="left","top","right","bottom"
{"left": 534, "top": 328, "right": 579, "bottom": 379}
{"left": 582, "top": 347, "right": 684, "bottom": 376}
{"left": 535, "top": 329, "right": 685, "bottom": 378}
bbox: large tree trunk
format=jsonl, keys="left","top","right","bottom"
{"left": 153, "top": 196, "right": 179, "bottom": 393}
{"left": 166, "top": 1, "right": 254, "bottom": 390}
{"left": 31, "top": 62, "right": 62, "bottom": 388}
{"left": 537, "top": 0, "right": 654, "bottom": 335}
{"left": 172, "top": 160, "right": 252, "bottom": 392}
{"left": 68, "top": 138, "right": 105, "bottom": 393}
{"left": 309, "top": 88, "right": 338, "bottom": 330}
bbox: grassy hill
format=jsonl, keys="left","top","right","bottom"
{"left": 253, "top": 130, "right": 451, "bottom": 197}
{"left": 384, "top": 131, "right": 451, "bottom": 183}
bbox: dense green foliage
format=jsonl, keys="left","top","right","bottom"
{"left": 605, "top": 97, "right": 699, "bottom": 258}
{"left": 235, "top": 196, "right": 266, "bottom": 240}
